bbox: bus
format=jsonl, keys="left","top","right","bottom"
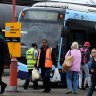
{"left": 18, "top": 1, "right": 96, "bottom": 85}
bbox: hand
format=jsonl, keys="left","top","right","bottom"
{"left": 37, "top": 63, "right": 39, "bottom": 68}
{"left": 91, "top": 69, "right": 94, "bottom": 73}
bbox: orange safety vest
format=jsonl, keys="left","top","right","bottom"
{"left": 37, "top": 48, "right": 53, "bottom": 68}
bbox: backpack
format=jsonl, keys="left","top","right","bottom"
{"left": 80, "top": 48, "right": 88, "bottom": 65}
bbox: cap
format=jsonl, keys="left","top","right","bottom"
{"left": 83, "top": 42, "right": 90, "bottom": 47}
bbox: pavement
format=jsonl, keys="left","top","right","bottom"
{"left": 1, "top": 70, "right": 96, "bottom": 96}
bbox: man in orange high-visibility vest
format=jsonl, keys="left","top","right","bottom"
{"left": 37, "top": 39, "right": 57, "bottom": 92}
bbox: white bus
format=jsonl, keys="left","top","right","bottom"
{"left": 18, "top": 1, "right": 96, "bottom": 85}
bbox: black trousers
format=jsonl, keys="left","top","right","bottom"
{"left": 0, "top": 70, "right": 2, "bottom": 85}
{"left": 41, "top": 68, "right": 51, "bottom": 90}
{"left": 24, "top": 69, "right": 38, "bottom": 89}
{"left": 0, "top": 70, "right": 6, "bottom": 86}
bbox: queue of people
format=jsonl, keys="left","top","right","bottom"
{"left": 22, "top": 40, "right": 96, "bottom": 95}
{"left": 64, "top": 41, "right": 96, "bottom": 96}
{"left": 23, "top": 39, "right": 95, "bottom": 95}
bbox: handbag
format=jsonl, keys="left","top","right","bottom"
{"left": 32, "top": 68, "right": 40, "bottom": 81}
{"left": 62, "top": 50, "right": 74, "bottom": 71}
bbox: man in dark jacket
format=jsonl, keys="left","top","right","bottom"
{"left": 37, "top": 39, "right": 57, "bottom": 92}
{"left": 0, "top": 29, "right": 11, "bottom": 94}
{"left": 87, "top": 48, "right": 96, "bottom": 96}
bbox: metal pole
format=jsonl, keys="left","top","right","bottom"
{"left": 57, "top": 37, "right": 63, "bottom": 69}
{"left": 10, "top": 0, "right": 18, "bottom": 92}
{"left": 12, "top": 0, "right": 16, "bottom": 22}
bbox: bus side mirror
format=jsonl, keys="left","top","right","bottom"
{"left": 61, "top": 27, "right": 70, "bottom": 37}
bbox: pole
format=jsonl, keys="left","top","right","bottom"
{"left": 12, "top": 0, "right": 16, "bottom": 22}
{"left": 10, "top": 58, "right": 18, "bottom": 91}
{"left": 10, "top": 0, "right": 17, "bottom": 91}
{"left": 57, "top": 37, "right": 63, "bottom": 69}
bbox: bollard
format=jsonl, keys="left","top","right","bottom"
{"left": 10, "top": 57, "right": 18, "bottom": 91}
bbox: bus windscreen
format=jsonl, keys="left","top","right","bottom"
{"left": 22, "top": 10, "right": 58, "bottom": 21}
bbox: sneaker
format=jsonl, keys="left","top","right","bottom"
{"left": 65, "top": 90, "right": 72, "bottom": 94}
{"left": 79, "top": 87, "right": 82, "bottom": 90}
{"left": 23, "top": 84, "right": 28, "bottom": 90}
{"left": 33, "top": 87, "right": 40, "bottom": 90}
{"left": 23, "top": 82, "right": 29, "bottom": 90}
{"left": 82, "top": 87, "right": 86, "bottom": 90}
{"left": 43, "top": 89, "right": 51, "bottom": 93}
{"left": 24, "top": 86, "right": 28, "bottom": 90}
{"left": 73, "top": 92, "right": 78, "bottom": 94}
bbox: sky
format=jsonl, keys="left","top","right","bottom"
{"left": 49, "top": 0, "right": 96, "bottom": 5}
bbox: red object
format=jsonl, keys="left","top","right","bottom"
{"left": 83, "top": 42, "right": 90, "bottom": 47}
{"left": 10, "top": 58, "right": 18, "bottom": 86}
{"left": 22, "top": 12, "right": 25, "bottom": 17}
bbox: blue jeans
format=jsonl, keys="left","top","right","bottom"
{"left": 79, "top": 64, "right": 91, "bottom": 88}
{"left": 87, "top": 82, "right": 96, "bottom": 96}
{"left": 66, "top": 70, "right": 79, "bottom": 92}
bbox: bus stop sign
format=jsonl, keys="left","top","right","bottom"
{"left": 5, "top": 22, "right": 21, "bottom": 57}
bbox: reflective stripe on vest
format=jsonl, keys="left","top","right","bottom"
{"left": 26, "top": 48, "right": 37, "bottom": 69}
{"left": 38, "top": 48, "right": 52, "bottom": 68}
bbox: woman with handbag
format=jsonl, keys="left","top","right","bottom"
{"left": 65, "top": 42, "right": 81, "bottom": 94}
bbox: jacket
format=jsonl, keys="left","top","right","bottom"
{"left": 0, "top": 38, "right": 11, "bottom": 73}
{"left": 65, "top": 49, "right": 81, "bottom": 72}
{"left": 26, "top": 48, "right": 37, "bottom": 69}
{"left": 90, "top": 59, "right": 96, "bottom": 83}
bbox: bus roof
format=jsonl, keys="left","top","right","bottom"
{"left": 32, "top": 2, "right": 96, "bottom": 13}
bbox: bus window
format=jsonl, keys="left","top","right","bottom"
{"left": 71, "top": 30, "right": 86, "bottom": 46}
{"left": 66, "top": 19, "right": 96, "bottom": 49}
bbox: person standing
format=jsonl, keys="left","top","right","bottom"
{"left": 0, "top": 28, "right": 11, "bottom": 94}
{"left": 87, "top": 48, "right": 96, "bottom": 96}
{"left": 37, "top": 39, "right": 57, "bottom": 93}
{"left": 23, "top": 43, "right": 38, "bottom": 89}
{"left": 79, "top": 41, "right": 91, "bottom": 89}
{"left": 65, "top": 42, "right": 81, "bottom": 94}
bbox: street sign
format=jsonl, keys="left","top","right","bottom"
{"left": 5, "top": 22, "right": 21, "bottom": 37}
{"left": 7, "top": 42, "right": 21, "bottom": 57}
{"left": 5, "top": 22, "right": 21, "bottom": 57}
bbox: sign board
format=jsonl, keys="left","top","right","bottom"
{"left": 7, "top": 42, "right": 21, "bottom": 57}
{"left": 5, "top": 22, "right": 21, "bottom": 37}
{"left": 5, "top": 22, "right": 21, "bottom": 57}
